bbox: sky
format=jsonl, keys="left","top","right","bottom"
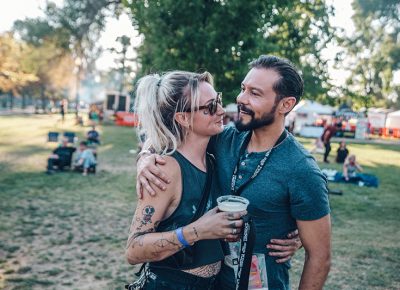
{"left": 0, "top": 0, "right": 361, "bottom": 87}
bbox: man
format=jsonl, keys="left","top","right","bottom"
{"left": 137, "top": 55, "right": 331, "bottom": 290}
{"left": 87, "top": 125, "right": 100, "bottom": 145}
{"left": 46, "top": 137, "right": 76, "bottom": 174}
{"left": 73, "top": 141, "right": 96, "bottom": 176}
{"left": 321, "top": 121, "right": 338, "bottom": 163}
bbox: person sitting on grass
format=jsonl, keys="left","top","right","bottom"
{"left": 46, "top": 137, "right": 76, "bottom": 174}
{"left": 336, "top": 141, "right": 349, "bottom": 163}
{"left": 343, "top": 154, "right": 363, "bottom": 182}
{"left": 73, "top": 141, "right": 96, "bottom": 176}
{"left": 87, "top": 125, "right": 100, "bottom": 145}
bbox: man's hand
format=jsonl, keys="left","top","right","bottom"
{"left": 266, "top": 229, "right": 303, "bottom": 263}
{"left": 136, "top": 154, "right": 170, "bottom": 199}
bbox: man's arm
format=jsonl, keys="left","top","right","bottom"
{"left": 297, "top": 214, "right": 331, "bottom": 290}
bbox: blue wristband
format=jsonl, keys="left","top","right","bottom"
{"left": 176, "top": 227, "right": 190, "bottom": 248}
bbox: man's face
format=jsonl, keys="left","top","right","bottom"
{"left": 235, "top": 68, "right": 281, "bottom": 132}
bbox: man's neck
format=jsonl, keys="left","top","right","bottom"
{"left": 248, "top": 121, "right": 285, "bottom": 153}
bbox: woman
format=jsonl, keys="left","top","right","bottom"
{"left": 343, "top": 154, "right": 363, "bottom": 181}
{"left": 126, "top": 71, "right": 246, "bottom": 290}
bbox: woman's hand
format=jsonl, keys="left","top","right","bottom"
{"left": 191, "top": 207, "right": 246, "bottom": 241}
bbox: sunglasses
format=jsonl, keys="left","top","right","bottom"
{"left": 183, "top": 92, "right": 223, "bottom": 115}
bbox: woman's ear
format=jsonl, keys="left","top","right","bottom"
{"left": 175, "top": 112, "right": 190, "bottom": 129}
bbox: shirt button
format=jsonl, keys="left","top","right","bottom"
{"left": 238, "top": 175, "right": 243, "bottom": 179}
{"left": 241, "top": 161, "right": 246, "bottom": 166}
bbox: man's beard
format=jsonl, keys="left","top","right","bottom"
{"left": 235, "top": 103, "right": 278, "bottom": 132}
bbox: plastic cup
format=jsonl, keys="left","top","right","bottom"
{"left": 217, "top": 195, "right": 249, "bottom": 212}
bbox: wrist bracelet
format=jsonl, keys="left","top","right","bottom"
{"left": 175, "top": 227, "right": 190, "bottom": 248}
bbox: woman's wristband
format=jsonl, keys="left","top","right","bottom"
{"left": 175, "top": 227, "right": 191, "bottom": 248}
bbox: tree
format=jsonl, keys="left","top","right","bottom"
{"left": 45, "top": 0, "right": 123, "bottom": 114}
{"left": 0, "top": 33, "right": 38, "bottom": 108}
{"left": 13, "top": 18, "right": 75, "bottom": 109}
{"left": 124, "top": 0, "right": 334, "bottom": 103}
{"left": 109, "top": 35, "right": 136, "bottom": 95}
{"left": 342, "top": 0, "right": 400, "bottom": 109}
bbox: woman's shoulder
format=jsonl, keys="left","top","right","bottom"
{"left": 159, "top": 155, "right": 182, "bottom": 186}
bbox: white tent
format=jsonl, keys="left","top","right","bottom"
{"left": 368, "top": 108, "right": 393, "bottom": 128}
{"left": 385, "top": 110, "right": 400, "bottom": 129}
{"left": 291, "top": 100, "right": 334, "bottom": 136}
{"left": 293, "top": 100, "right": 334, "bottom": 115}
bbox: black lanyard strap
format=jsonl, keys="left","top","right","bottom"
{"left": 231, "top": 130, "right": 287, "bottom": 196}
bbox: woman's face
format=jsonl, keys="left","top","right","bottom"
{"left": 190, "top": 82, "right": 225, "bottom": 137}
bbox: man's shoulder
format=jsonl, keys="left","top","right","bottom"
{"left": 278, "top": 134, "right": 320, "bottom": 170}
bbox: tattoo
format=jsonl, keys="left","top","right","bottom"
{"left": 184, "top": 261, "right": 221, "bottom": 277}
{"left": 192, "top": 227, "right": 199, "bottom": 239}
{"left": 135, "top": 205, "right": 155, "bottom": 230}
{"left": 126, "top": 228, "right": 154, "bottom": 249}
{"left": 151, "top": 233, "right": 182, "bottom": 256}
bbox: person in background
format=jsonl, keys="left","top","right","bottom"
{"left": 343, "top": 154, "right": 363, "bottom": 182}
{"left": 74, "top": 141, "right": 96, "bottom": 176}
{"left": 60, "top": 99, "right": 65, "bottom": 122}
{"left": 321, "top": 121, "right": 338, "bottom": 163}
{"left": 87, "top": 125, "right": 100, "bottom": 145}
{"left": 336, "top": 141, "right": 349, "bottom": 163}
{"left": 46, "top": 137, "right": 76, "bottom": 174}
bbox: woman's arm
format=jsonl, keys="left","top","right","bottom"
{"left": 356, "top": 162, "right": 363, "bottom": 172}
{"left": 343, "top": 163, "right": 349, "bottom": 180}
{"left": 126, "top": 157, "right": 186, "bottom": 264}
{"left": 126, "top": 157, "right": 245, "bottom": 265}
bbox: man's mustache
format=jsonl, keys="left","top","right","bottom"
{"left": 237, "top": 104, "right": 255, "bottom": 117}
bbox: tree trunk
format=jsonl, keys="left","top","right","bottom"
{"left": 41, "top": 86, "right": 46, "bottom": 111}
{"left": 9, "top": 93, "right": 14, "bottom": 110}
{"left": 22, "top": 94, "right": 26, "bottom": 109}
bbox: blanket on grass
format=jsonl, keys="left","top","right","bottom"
{"left": 321, "top": 169, "right": 379, "bottom": 187}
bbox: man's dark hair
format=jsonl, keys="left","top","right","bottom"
{"left": 249, "top": 55, "right": 304, "bottom": 105}
{"left": 80, "top": 141, "right": 88, "bottom": 147}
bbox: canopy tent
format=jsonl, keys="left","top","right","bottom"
{"left": 293, "top": 100, "right": 335, "bottom": 115}
{"left": 385, "top": 110, "right": 400, "bottom": 129}
{"left": 291, "top": 100, "right": 334, "bottom": 135}
{"left": 368, "top": 108, "right": 393, "bottom": 128}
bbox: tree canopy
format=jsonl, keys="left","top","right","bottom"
{"left": 124, "top": 0, "right": 334, "bottom": 103}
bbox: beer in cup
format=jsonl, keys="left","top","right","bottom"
{"left": 217, "top": 195, "right": 249, "bottom": 212}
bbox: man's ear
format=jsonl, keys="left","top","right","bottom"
{"left": 279, "top": 97, "right": 297, "bottom": 115}
{"left": 175, "top": 112, "right": 190, "bottom": 129}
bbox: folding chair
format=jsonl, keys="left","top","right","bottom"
{"left": 63, "top": 132, "right": 76, "bottom": 143}
{"left": 48, "top": 132, "right": 59, "bottom": 142}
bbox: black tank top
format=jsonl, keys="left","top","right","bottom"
{"left": 150, "top": 151, "right": 224, "bottom": 270}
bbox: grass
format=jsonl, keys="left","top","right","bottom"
{"left": 0, "top": 114, "right": 138, "bottom": 290}
{"left": 0, "top": 114, "right": 399, "bottom": 290}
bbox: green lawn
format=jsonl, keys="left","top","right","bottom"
{"left": 0, "top": 115, "right": 399, "bottom": 290}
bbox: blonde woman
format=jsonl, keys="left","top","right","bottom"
{"left": 343, "top": 154, "right": 363, "bottom": 181}
{"left": 126, "top": 71, "right": 246, "bottom": 290}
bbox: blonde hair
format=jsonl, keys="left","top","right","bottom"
{"left": 345, "top": 154, "right": 356, "bottom": 165}
{"left": 134, "top": 71, "right": 213, "bottom": 155}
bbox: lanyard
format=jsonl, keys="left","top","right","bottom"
{"left": 230, "top": 130, "right": 287, "bottom": 196}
